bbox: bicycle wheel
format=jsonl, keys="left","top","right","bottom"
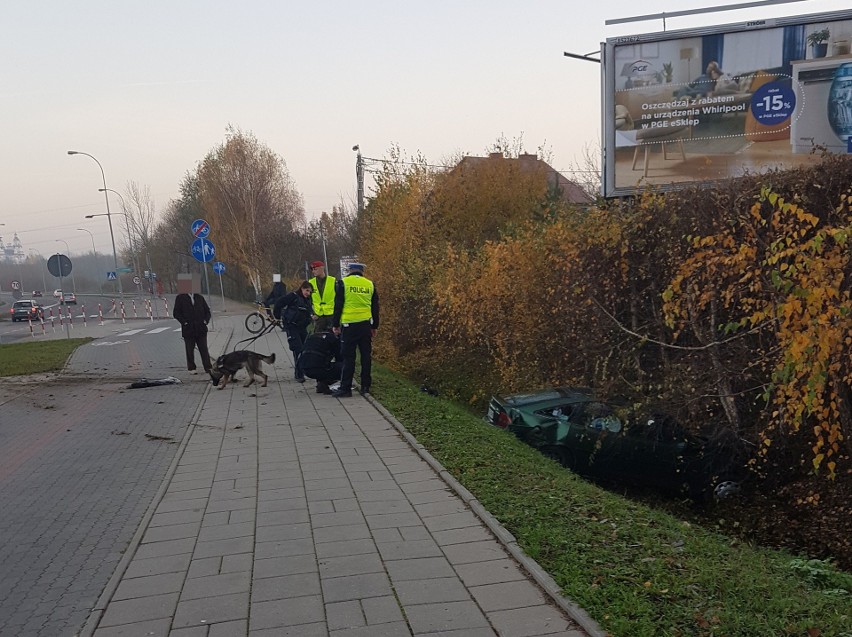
{"left": 245, "top": 311, "right": 266, "bottom": 334}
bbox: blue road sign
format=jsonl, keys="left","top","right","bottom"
{"left": 106, "top": 271, "right": 117, "bottom": 280}
{"left": 213, "top": 261, "right": 226, "bottom": 275}
{"left": 191, "top": 218, "right": 211, "bottom": 238}
{"left": 191, "top": 237, "right": 215, "bottom": 263}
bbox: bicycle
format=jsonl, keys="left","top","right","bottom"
{"left": 245, "top": 302, "right": 279, "bottom": 334}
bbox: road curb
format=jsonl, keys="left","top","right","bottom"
{"left": 366, "top": 395, "right": 608, "bottom": 637}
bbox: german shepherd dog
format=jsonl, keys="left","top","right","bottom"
{"left": 210, "top": 351, "right": 276, "bottom": 389}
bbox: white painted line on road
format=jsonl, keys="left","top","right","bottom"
{"left": 118, "top": 329, "right": 146, "bottom": 336}
{"left": 145, "top": 327, "right": 171, "bottom": 334}
{"left": 173, "top": 328, "right": 182, "bottom": 332}
{"left": 91, "top": 340, "right": 131, "bottom": 347}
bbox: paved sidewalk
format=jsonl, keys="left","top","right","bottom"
{"left": 80, "top": 316, "right": 601, "bottom": 637}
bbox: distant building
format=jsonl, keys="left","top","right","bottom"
{"left": 0, "top": 233, "right": 25, "bottom": 264}
{"left": 452, "top": 152, "right": 593, "bottom": 205}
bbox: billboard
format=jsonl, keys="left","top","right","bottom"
{"left": 602, "top": 9, "right": 852, "bottom": 197}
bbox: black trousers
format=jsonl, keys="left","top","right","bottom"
{"left": 303, "top": 362, "right": 343, "bottom": 384}
{"left": 183, "top": 333, "right": 212, "bottom": 372}
{"left": 285, "top": 325, "right": 308, "bottom": 378}
{"left": 339, "top": 321, "right": 372, "bottom": 392}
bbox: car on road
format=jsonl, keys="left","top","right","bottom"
{"left": 60, "top": 292, "right": 77, "bottom": 305}
{"left": 32, "top": 290, "right": 43, "bottom": 297}
{"left": 11, "top": 300, "right": 44, "bottom": 322}
{"left": 485, "top": 386, "right": 745, "bottom": 500}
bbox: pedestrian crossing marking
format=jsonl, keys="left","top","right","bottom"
{"left": 118, "top": 329, "right": 146, "bottom": 336}
{"left": 146, "top": 327, "right": 171, "bottom": 334}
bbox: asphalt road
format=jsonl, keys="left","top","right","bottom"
{"left": 1, "top": 293, "right": 126, "bottom": 346}
{"left": 0, "top": 306, "right": 236, "bottom": 636}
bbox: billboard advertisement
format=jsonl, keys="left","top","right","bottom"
{"left": 602, "top": 9, "right": 852, "bottom": 197}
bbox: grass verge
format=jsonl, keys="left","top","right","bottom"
{"left": 0, "top": 338, "right": 91, "bottom": 376}
{"left": 370, "top": 364, "right": 851, "bottom": 637}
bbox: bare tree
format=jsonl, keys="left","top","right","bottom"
{"left": 197, "top": 127, "right": 305, "bottom": 296}
{"left": 564, "top": 142, "right": 602, "bottom": 201}
{"left": 123, "top": 181, "right": 158, "bottom": 283}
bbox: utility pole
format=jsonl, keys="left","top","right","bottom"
{"left": 353, "top": 145, "right": 364, "bottom": 215}
{"left": 320, "top": 215, "right": 329, "bottom": 271}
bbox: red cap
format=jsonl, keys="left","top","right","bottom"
{"left": 310, "top": 261, "right": 324, "bottom": 268}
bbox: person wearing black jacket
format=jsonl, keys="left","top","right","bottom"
{"left": 173, "top": 292, "right": 212, "bottom": 374}
{"left": 299, "top": 330, "right": 342, "bottom": 394}
{"left": 263, "top": 280, "right": 287, "bottom": 330}
{"left": 273, "top": 281, "right": 313, "bottom": 382}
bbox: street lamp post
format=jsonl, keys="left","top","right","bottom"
{"left": 320, "top": 214, "right": 329, "bottom": 269}
{"left": 28, "top": 249, "right": 47, "bottom": 293}
{"left": 67, "top": 150, "right": 123, "bottom": 298}
{"left": 98, "top": 187, "right": 142, "bottom": 296}
{"left": 55, "top": 239, "right": 78, "bottom": 293}
{"left": 77, "top": 228, "right": 102, "bottom": 295}
{"left": 353, "top": 145, "right": 364, "bottom": 215}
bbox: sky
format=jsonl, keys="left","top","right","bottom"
{"left": 2, "top": 0, "right": 849, "bottom": 259}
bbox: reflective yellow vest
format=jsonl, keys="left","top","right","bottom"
{"left": 340, "top": 275, "right": 374, "bottom": 323}
{"left": 309, "top": 276, "right": 335, "bottom": 316}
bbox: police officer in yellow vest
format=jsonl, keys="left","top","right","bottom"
{"left": 331, "top": 262, "right": 379, "bottom": 398}
{"left": 309, "top": 260, "right": 335, "bottom": 332}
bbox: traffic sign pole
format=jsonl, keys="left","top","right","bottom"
{"left": 204, "top": 264, "right": 213, "bottom": 329}
{"left": 219, "top": 269, "right": 225, "bottom": 311}
{"left": 213, "top": 261, "right": 226, "bottom": 311}
{"left": 190, "top": 223, "right": 215, "bottom": 326}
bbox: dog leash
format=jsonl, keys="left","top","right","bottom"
{"left": 232, "top": 320, "right": 280, "bottom": 351}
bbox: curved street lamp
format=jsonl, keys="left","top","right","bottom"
{"left": 28, "top": 249, "right": 47, "bottom": 294}
{"left": 67, "top": 150, "right": 123, "bottom": 298}
{"left": 55, "top": 239, "right": 78, "bottom": 294}
{"left": 98, "top": 187, "right": 142, "bottom": 296}
{"left": 77, "top": 228, "right": 103, "bottom": 295}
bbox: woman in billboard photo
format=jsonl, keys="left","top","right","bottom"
{"left": 674, "top": 61, "right": 724, "bottom": 99}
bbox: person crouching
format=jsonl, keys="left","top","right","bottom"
{"left": 299, "top": 329, "right": 343, "bottom": 394}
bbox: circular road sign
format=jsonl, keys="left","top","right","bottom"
{"left": 10, "top": 280, "right": 21, "bottom": 290}
{"left": 47, "top": 254, "right": 73, "bottom": 278}
{"left": 191, "top": 219, "right": 211, "bottom": 239}
{"left": 133, "top": 275, "right": 141, "bottom": 285}
{"left": 191, "top": 237, "right": 215, "bottom": 263}
{"left": 213, "top": 261, "right": 226, "bottom": 275}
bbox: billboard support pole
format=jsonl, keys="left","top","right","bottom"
{"left": 563, "top": 51, "right": 601, "bottom": 64}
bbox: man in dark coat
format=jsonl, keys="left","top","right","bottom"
{"left": 173, "top": 292, "right": 212, "bottom": 374}
{"left": 299, "top": 330, "right": 342, "bottom": 394}
{"left": 273, "top": 281, "right": 313, "bottom": 382}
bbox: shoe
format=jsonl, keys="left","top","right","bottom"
{"left": 295, "top": 376, "right": 305, "bottom": 383}
{"left": 316, "top": 382, "right": 332, "bottom": 394}
{"left": 331, "top": 389, "right": 352, "bottom": 398}
{"left": 189, "top": 370, "right": 198, "bottom": 375}
{"left": 359, "top": 386, "right": 370, "bottom": 396}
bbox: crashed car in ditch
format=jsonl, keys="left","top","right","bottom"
{"left": 485, "top": 386, "right": 745, "bottom": 500}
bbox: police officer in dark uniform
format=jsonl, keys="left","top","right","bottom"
{"left": 331, "top": 262, "right": 379, "bottom": 398}
{"left": 300, "top": 330, "right": 342, "bottom": 394}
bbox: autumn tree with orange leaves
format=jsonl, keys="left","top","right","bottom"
{"left": 359, "top": 147, "right": 851, "bottom": 482}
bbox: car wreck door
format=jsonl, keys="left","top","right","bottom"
{"left": 572, "top": 402, "right": 629, "bottom": 477}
